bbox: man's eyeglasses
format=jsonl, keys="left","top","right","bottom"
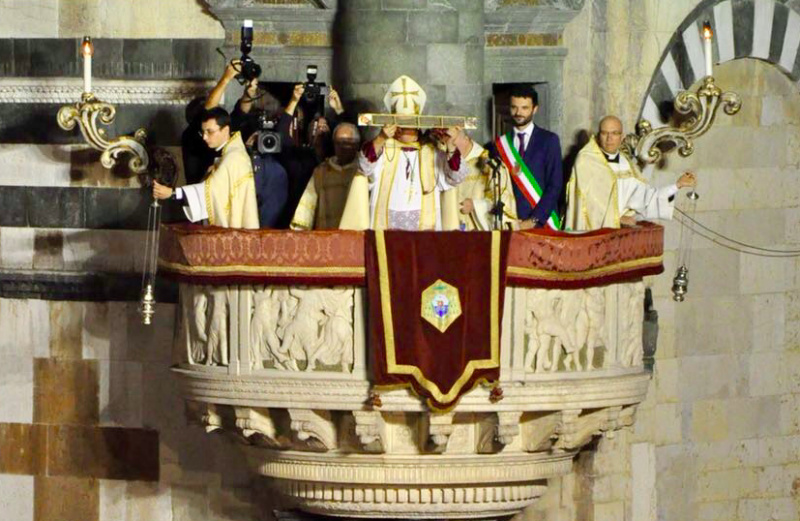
{"left": 199, "top": 127, "right": 221, "bottom": 138}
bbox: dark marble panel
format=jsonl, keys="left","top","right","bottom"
{"left": 173, "top": 39, "right": 225, "bottom": 80}
{"left": 0, "top": 103, "right": 186, "bottom": 146}
{"left": 14, "top": 38, "right": 79, "bottom": 77}
{"left": 793, "top": 42, "right": 800, "bottom": 82}
{"left": 648, "top": 71, "right": 676, "bottom": 123}
{"left": 669, "top": 33, "right": 695, "bottom": 90}
{"left": 0, "top": 269, "right": 178, "bottom": 302}
{"left": 2, "top": 38, "right": 222, "bottom": 80}
{"left": 0, "top": 186, "right": 29, "bottom": 227}
{"left": 113, "top": 104, "right": 186, "bottom": 147}
{"left": 122, "top": 39, "right": 175, "bottom": 78}
{"left": 0, "top": 185, "right": 189, "bottom": 230}
{"left": 769, "top": 3, "right": 790, "bottom": 65}
{"left": 27, "top": 186, "right": 85, "bottom": 228}
{"left": 84, "top": 188, "right": 125, "bottom": 229}
{"left": 0, "top": 104, "right": 81, "bottom": 145}
{"left": 92, "top": 38, "right": 125, "bottom": 78}
{"left": 731, "top": 0, "right": 755, "bottom": 58}
{"left": 0, "top": 39, "right": 13, "bottom": 76}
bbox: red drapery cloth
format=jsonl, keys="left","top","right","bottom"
{"left": 365, "top": 230, "right": 511, "bottom": 411}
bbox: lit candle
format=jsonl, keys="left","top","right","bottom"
{"left": 81, "top": 36, "right": 94, "bottom": 94}
{"left": 702, "top": 22, "right": 713, "bottom": 78}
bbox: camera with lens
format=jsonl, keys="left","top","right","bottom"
{"left": 254, "top": 113, "right": 282, "bottom": 155}
{"left": 237, "top": 19, "right": 262, "bottom": 83}
{"left": 301, "top": 65, "right": 328, "bottom": 116}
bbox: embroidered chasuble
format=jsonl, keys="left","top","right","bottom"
{"left": 566, "top": 138, "right": 677, "bottom": 231}
{"left": 366, "top": 230, "right": 510, "bottom": 411}
{"left": 339, "top": 139, "right": 467, "bottom": 231}
{"left": 179, "top": 132, "right": 260, "bottom": 229}
{"left": 290, "top": 157, "right": 357, "bottom": 230}
{"left": 460, "top": 143, "right": 518, "bottom": 231}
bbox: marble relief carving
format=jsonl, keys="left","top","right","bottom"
{"left": 180, "top": 285, "right": 355, "bottom": 372}
{"left": 251, "top": 287, "right": 355, "bottom": 372}
{"left": 522, "top": 282, "right": 643, "bottom": 373}
{"left": 177, "top": 278, "right": 650, "bottom": 519}
{"left": 182, "top": 285, "right": 230, "bottom": 366}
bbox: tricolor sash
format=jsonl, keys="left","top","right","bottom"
{"left": 495, "top": 133, "right": 561, "bottom": 230}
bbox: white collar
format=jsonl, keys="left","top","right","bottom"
{"left": 604, "top": 151, "right": 619, "bottom": 160}
{"left": 514, "top": 122, "right": 534, "bottom": 136}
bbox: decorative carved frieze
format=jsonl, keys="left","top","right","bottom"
{"left": 522, "top": 283, "right": 644, "bottom": 374}
{"left": 0, "top": 78, "right": 217, "bottom": 105}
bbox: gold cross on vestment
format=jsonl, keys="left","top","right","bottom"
{"left": 391, "top": 77, "right": 420, "bottom": 113}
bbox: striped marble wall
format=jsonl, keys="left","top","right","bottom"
{"left": 640, "top": 0, "right": 800, "bottom": 125}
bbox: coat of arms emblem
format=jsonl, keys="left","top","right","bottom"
{"left": 421, "top": 279, "right": 462, "bottom": 333}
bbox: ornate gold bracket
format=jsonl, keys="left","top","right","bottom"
{"left": 56, "top": 92, "right": 150, "bottom": 173}
{"left": 622, "top": 76, "right": 742, "bottom": 164}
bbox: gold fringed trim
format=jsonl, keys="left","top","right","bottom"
{"left": 376, "top": 230, "right": 500, "bottom": 406}
{"left": 507, "top": 255, "right": 662, "bottom": 281}
{"left": 158, "top": 259, "right": 365, "bottom": 276}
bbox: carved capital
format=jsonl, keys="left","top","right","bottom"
{"left": 352, "top": 410, "right": 386, "bottom": 453}
{"left": 427, "top": 412, "right": 455, "bottom": 453}
{"left": 202, "top": 404, "right": 224, "bottom": 434}
{"left": 496, "top": 411, "right": 522, "bottom": 446}
{"left": 553, "top": 409, "right": 583, "bottom": 451}
{"left": 234, "top": 407, "right": 285, "bottom": 448}
{"left": 288, "top": 409, "right": 337, "bottom": 451}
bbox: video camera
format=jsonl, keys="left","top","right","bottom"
{"left": 236, "top": 19, "right": 262, "bottom": 83}
{"left": 254, "top": 113, "right": 282, "bottom": 155}
{"left": 301, "top": 65, "right": 328, "bottom": 117}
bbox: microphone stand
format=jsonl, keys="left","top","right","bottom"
{"left": 487, "top": 155, "right": 505, "bottom": 231}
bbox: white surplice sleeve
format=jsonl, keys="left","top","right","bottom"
{"left": 618, "top": 177, "right": 679, "bottom": 220}
{"left": 179, "top": 182, "right": 209, "bottom": 223}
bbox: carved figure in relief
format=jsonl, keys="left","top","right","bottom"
{"left": 207, "top": 290, "right": 229, "bottom": 365}
{"left": 619, "top": 282, "right": 644, "bottom": 367}
{"left": 557, "top": 290, "right": 586, "bottom": 371}
{"left": 280, "top": 288, "right": 328, "bottom": 371}
{"left": 584, "top": 287, "right": 606, "bottom": 370}
{"left": 524, "top": 289, "right": 572, "bottom": 372}
{"left": 309, "top": 288, "right": 354, "bottom": 371}
{"left": 186, "top": 286, "right": 208, "bottom": 364}
{"left": 250, "top": 287, "right": 292, "bottom": 369}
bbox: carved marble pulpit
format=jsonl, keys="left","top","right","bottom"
{"left": 159, "top": 223, "right": 663, "bottom": 519}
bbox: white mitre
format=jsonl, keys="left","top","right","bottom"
{"left": 383, "top": 75, "right": 427, "bottom": 115}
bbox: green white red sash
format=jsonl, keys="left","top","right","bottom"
{"left": 495, "top": 132, "right": 561, "bottom": 230}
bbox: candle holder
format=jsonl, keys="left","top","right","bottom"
{"left": 622, "top": 76, "right": 741, "bottom": 165}
{"left": 619, "top": 23, "right": 739, "bottom": 303}
{"left": 622, "top": 23, "right": 741, "bottom": 164}
{"left": 57, "top": 93, "right": 150, "bottom": 173}
{"left": 57, "top": 36, "right": 178, "bottom": 325}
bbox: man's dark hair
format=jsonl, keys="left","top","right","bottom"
{"left": 509, "top": 84, "right": 539, "bottom": 106}
{"left": 200, "top": 107, "right": 231, "bottom": 130}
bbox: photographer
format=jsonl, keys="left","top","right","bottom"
{"left": 276, "top": 83, "right": 345, "bottom": 227}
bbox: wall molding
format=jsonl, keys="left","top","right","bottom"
{"left": 0, "top": 78, "right": 217, "bottom": 105}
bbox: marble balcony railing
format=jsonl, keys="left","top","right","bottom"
{"left": 159, "top": 223, "right": 664, "bottom": 519}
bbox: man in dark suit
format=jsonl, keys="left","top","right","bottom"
{"left": 495, "top": 84, "right": 563, "bottom": 230}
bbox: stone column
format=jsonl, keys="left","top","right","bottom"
{"left": 333, "top": 0, "right": 485, "bottom": 139}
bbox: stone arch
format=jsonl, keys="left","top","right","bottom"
{"left": 639, "top": 0, "right": 800, "bottom": 124}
